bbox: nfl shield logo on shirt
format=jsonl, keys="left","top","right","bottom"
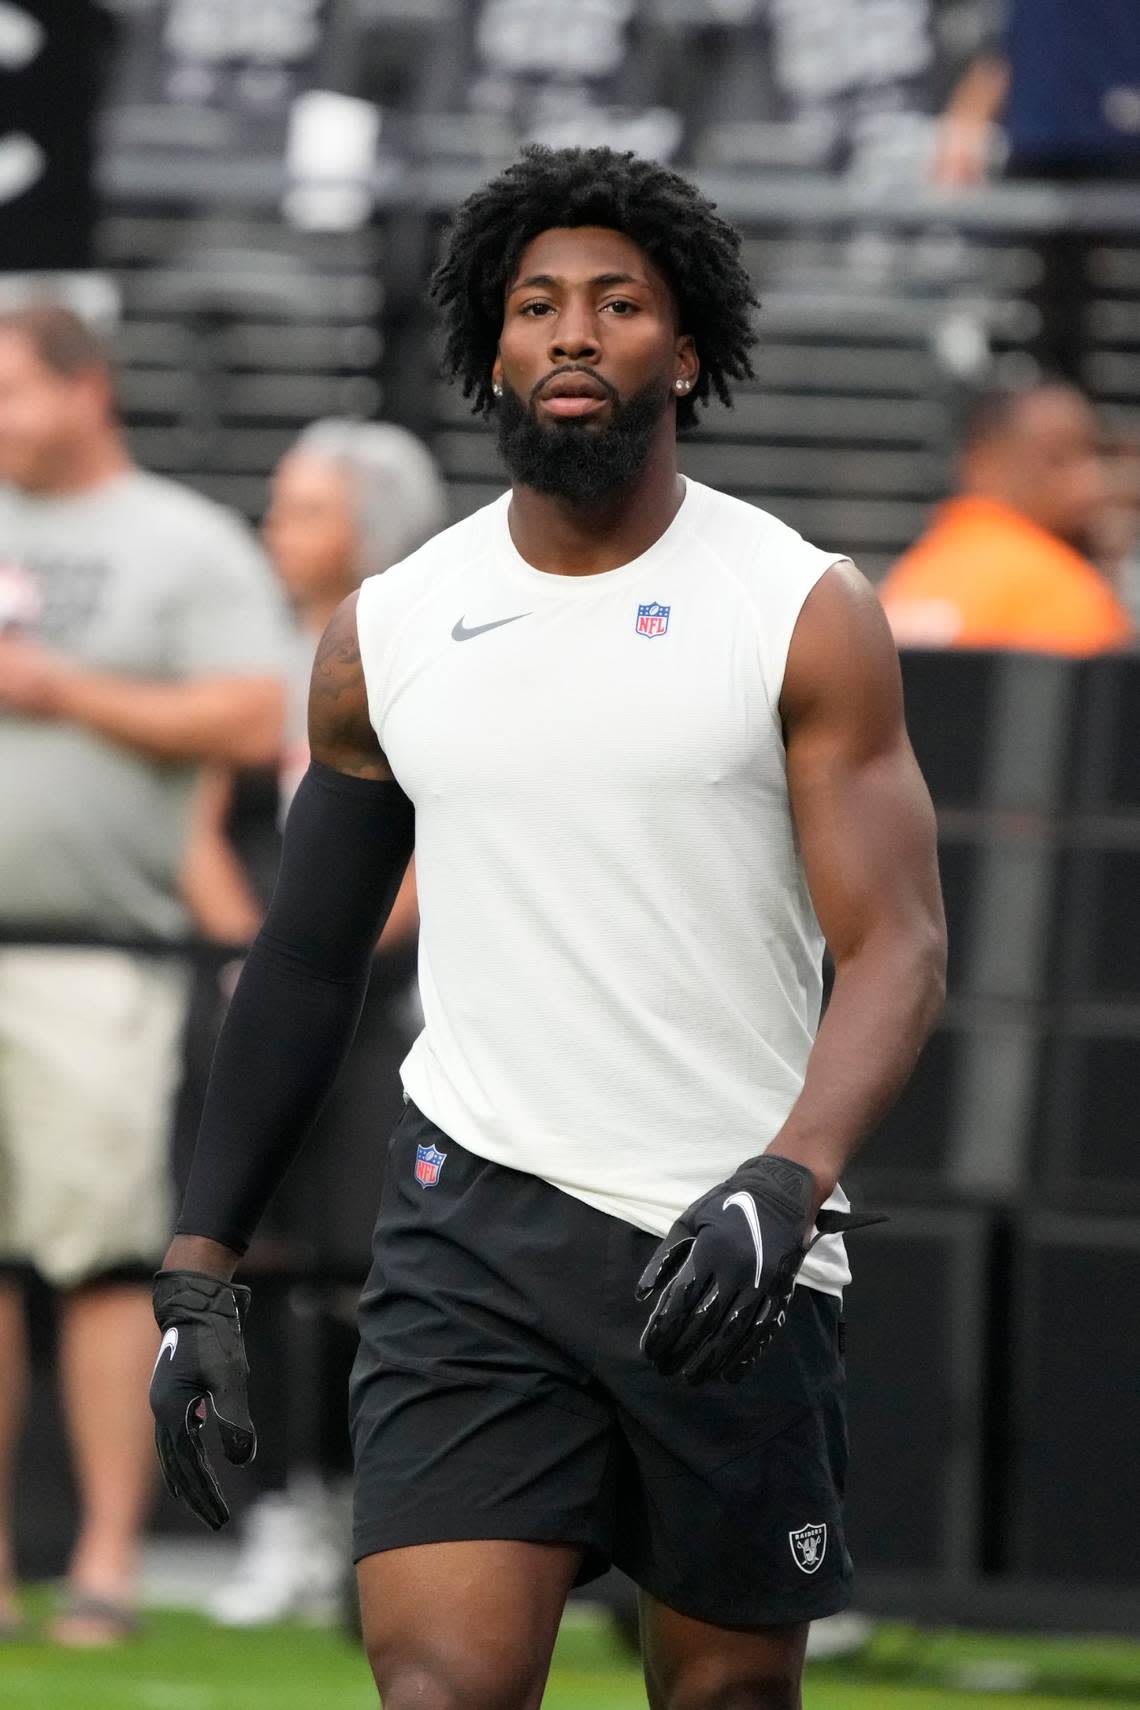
{"left": 636, "top": 601, "right": 670, "bottom": 637}
{"left": 414, "top": 1143, "right": 447, "bottom": 1188}
{"left": 788, "top": 1522, "right": 827, "bottom": 1574}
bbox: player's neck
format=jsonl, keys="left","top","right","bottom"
{"left": 506, "top": 437, "right": 684, "bottom": 577}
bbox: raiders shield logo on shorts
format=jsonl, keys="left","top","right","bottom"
{"left": 788, "top": 1522, "right": 827, "bottom": 1574}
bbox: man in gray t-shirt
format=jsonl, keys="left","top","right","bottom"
{"left": 0, "top": 303, "right": 291, "bottom": 1643}
{"left": 0, "top": 464, "right": 290, "bottom": 939}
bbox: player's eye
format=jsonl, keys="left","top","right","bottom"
{"left": 520, "top": 301, "right": 554, "bottom": 317}
{"left": 602, "top": 299, "right": 637, "bottom": 315}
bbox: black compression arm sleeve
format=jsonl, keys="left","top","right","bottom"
{"left": 176, "top": 760, "right": 415, "bottom": 1253}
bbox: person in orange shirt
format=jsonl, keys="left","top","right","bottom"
{"left": 879, "top": 383, "right": 1133, "bottom": 655}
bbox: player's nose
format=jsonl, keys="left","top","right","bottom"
{"left": 548, "top": 304, "right": 599, "bottom": 364}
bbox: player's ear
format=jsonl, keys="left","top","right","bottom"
{"left": 674, "top": 334, "right": 698, "bottom": 397}
{"left": 490, "top": 356, "right": 504, "bottom": 401}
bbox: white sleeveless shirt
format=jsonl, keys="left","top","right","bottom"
{"left": 356, "top": 478, "right": 853, "bottom": 1296}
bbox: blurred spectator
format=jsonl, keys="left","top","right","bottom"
{"left": 183, "top": 418, "right": 447, "bottom": 942}
{"left": 266, "top": 417, "right": 449, "bottom": 812}
{"left": 183, "top": 418, "right": 447, "bottom": 1627}
{"left": 0, "top": 303, "right": 291, "bottom": 1644}
{"left": 934, "top": 0, "right": 1140, "bottom": 187}
{"left": 933, "top": 2, "right": 1140, "bottom": 379}
{"left": 879, "top": 382, "right": 1134, "bottom": 655}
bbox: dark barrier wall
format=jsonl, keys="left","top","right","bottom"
{"left": 1007, "top": 1215, "right": 1140, "bottom": 1585}
{"left": 845, "top": 649, "right": 1140, "bottom": 1624}
{"left": 843, "top": 1208, "right": 990, "bottom": 1582}
{"left": 864, "top": 651, "right": 1140, "bottom": 1213}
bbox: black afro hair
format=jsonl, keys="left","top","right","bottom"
{"left": 430, "top": 145, "right": 758, "bottom": 430}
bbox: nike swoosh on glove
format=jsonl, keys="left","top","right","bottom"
{"left": 150, "top": 1270, "right": 257, "bottom": 1530}
{"left": 637, "top": 1155, "right": 884, "bottom": 1385}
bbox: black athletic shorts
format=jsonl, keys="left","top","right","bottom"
{"left": 349, "top": 1102, "right": 854, "bottom": 1629}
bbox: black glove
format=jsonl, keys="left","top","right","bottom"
{"left": 150, "top": 1270, "right": 257, "bottom": 1530}
{"left": 637, "top": 1154, "right": 884, "bottom": 1385}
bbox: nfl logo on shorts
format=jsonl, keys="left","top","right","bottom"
{"left": 414, "top": 1143, "right": 447, "bottom": 1188}
{"left": 636, "top": 601, "right": 670, "bottom": 637}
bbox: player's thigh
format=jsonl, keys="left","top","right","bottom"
{"left": 358, "top": 1538, "right": 582, "bottom": 1710}
{"left": 0, "top": 948, "right": 188, "bottom": 1283}
{"left": 640, "top": 1594, "right": 810, "bottom": 1710}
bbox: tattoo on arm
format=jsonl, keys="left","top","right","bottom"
{"left": 307, "top": 594, "right": 392, "bottom": 780}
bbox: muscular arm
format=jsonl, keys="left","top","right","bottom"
{"left": 167, "top": 595, "right": 412, "bottom": 1280}
{"left": 766, "top": 562, "right": 946, "bottom": 1205}
{"left": 307, "top": 593, "right": 392, "bottom": 778}
{"left": 309, "top": 607, "right": 421, "bottom": 944}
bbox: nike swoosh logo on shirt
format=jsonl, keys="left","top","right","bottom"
{"left": 152, "top": 1326, "right": 179, "bottom": 1376}
{"left": 451, "top": 613, "right": 530, "bottom": 642}
{"left": 723, "top": 1191, "right": 765, "bottom": 1288}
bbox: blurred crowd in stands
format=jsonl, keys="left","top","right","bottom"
{"left": 5, "top": 0, "right": 1140, "bottom": 265}
{"left": 0, "top": 0, "right": 1138, "bottom": 1648}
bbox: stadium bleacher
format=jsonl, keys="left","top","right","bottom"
{"left": 86, "top": 2, "right": 1140, "bottom": 588}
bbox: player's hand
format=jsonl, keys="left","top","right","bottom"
{"left": 150, "top": 1270, "right": 257, "bottom": 1530}
{"left": 637, "top": 1155, "right": 880, "bottom": 1385}
{"left": 0, "top": 632, "right": 73, "bottom": 718}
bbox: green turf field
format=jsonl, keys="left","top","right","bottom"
{"left": 2, "top": 1607, "right": 1138, "bottom": 1709}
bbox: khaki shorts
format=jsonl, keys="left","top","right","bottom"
{"left": 0, "top": 947, "right": 190, "bottom": 1288}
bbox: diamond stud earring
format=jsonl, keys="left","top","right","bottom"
{"left": 492, "top": 382, "right": 503, "bottom": 398}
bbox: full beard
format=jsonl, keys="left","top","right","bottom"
{"left": 494, "top": 376, "right": 672, "bottom": 504}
